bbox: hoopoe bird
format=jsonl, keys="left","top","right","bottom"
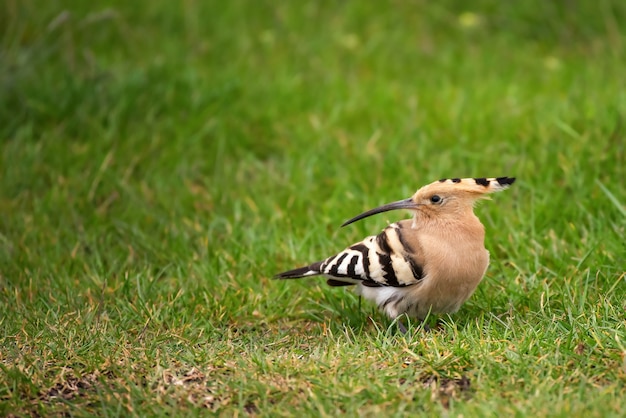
{"left": 275, "top": 177, "right": 515, "bottom": 332}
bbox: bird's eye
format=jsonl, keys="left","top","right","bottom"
{"left": 430, "top": 195, "right": 442, "bottom": 204}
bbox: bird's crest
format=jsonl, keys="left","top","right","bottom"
{"left": 427, "top": 176, "right": 516, "bottom": 196}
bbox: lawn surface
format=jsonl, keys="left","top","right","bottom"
{"left": 1, "top": 0, "right": 625, "bottom": 416}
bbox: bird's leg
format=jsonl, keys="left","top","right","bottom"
{"left": 397, "top": 319, "right": 408, "bottom": 334}
{"left": 397, "top": 317, "right": 433, "bottom": 334}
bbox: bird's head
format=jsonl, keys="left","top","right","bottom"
{"left": 341, "top": 177, "right": 515, "bottom": 227}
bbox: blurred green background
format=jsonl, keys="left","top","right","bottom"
{"left": 1, "top": 0, "right": 625, "bottom": 415}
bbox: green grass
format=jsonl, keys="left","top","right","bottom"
{"left": 1, "top": 0, "right": 625, "bottom": 416}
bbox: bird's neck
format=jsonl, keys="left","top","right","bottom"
{"left": 415, "top": 209, "right": 484, "bottom": 240}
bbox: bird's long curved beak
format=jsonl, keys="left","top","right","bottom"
{"left": 341, "top": 198, "right": 418, "bottom": 227}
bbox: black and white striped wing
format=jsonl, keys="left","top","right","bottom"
{"left": 319, "top": 223, "right": 424, "bottom": 287}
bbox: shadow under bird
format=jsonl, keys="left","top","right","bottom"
{"left": 275, "top": 176, "right": 515, "bottom": 332}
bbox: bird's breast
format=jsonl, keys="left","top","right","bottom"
{"left": 413, "top": 231, "right": 489, "bottom": 313}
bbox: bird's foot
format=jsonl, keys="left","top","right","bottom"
{"left": 398, "top": 320, "right": 408, "bottom": 334}
{"left": 397, "top": 318, "right": 434, "bottom": 334}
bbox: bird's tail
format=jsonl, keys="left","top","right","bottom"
{"left": 275, "top": 262, "right": 322, "bottom": 279}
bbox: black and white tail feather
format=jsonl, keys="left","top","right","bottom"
{"left": 276, "top": 222, "right": 422, "bottom": 288}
